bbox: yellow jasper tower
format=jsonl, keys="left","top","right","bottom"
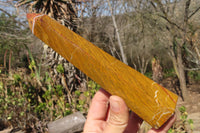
{"left": 27, "top": 13, "right": 178, "bottom": 128}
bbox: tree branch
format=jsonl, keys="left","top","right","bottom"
{"left": 185, "top": 68, "right": 200, "bottom": 71}
{"left": 150, "top": 0, "right": 184, "bottom": 31}
{"left": 158, "top": 14, "right": 184, "bottom": 31}
{"left": 107, "top": 0, "right": 128, "bottom": 65}
{"left": 188, "top": 6, "right": 200, "bottom": 19}
{"left": 184, "top": 0, "right": 191, "bottom": 24}
{"left": 0, "top": 32, "right": 31, "bottom": 40}
{"left": 0, "top": 8, "right": 26, "bottom": 27}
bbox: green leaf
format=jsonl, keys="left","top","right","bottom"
{"left": 84, "top": 91, "right": 90, "bottom": 97}
{"left": 66, "top": 103, "right": 70, "bottom": 108}
{"left": 7, "top": 116, "right": 12, "bottom": 120}
{"left": 188, "top": 119, "right": 193, "bottom": 124}
{"left": 56, "top": 64, "right": 64, "bottom": 74}
{"left": 12, "top": 101, "right": 16, "bottom": 105}
{"left": 64, "top": 110, "right": 72, "bottom": 116}
{"left": 78, "top": 100, "right": 85, "bottom": 105}
{"left": 48, "top": 101, "right": 53, "bottom": 106}
{"left": 0, "top": 81, "right": 3, "bottom": 90}
{"left": 20, "top": 112, "right": 25, "bottom": 116}
{"left": 13, "top": 74, "right": 21, "bottom": 83}
{"left": 75, "top": 90, "right": 81, "bottom": 96}
{"left": 167, "top": 128, "right": 174, "bottom": 133}
{"left": 179, "top": 106, "right": 186, "bottom": 113}
{"left": 180, "top": 114, "right": 187, "bottom": 120}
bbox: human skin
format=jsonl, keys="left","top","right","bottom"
{"left": 84, "top": 89, "right": 176, "bottom": 133}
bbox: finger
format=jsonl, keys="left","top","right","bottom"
{"left": 104, "top": 96, "right": 129, "bottom": 133}
{"left": 84, "top": 89, "right": 110, "bottom": 132}
{"left": 148, "top": 114, "right": 176, "bottom": 133}
{"left": 124, "top": 112, "right": 143, "bottom": 133}
{"left": 87, "top": 88, "right": 111, "bottom": 121}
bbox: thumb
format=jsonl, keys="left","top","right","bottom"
{"left": 104, "top": 96, "right": 129, "bottom": 133}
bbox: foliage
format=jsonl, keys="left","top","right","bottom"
{"left": 56, "top": 64, "right": 64, "bottom": 74}
{"left": 144, "top": 72, "right": 152, "bottom": 79}
{"left": 188, "top": 70, "right": 200, "bottom": 81}
{"left": 0, "top": 13, "right": 29, "bottom": 58}
{"left": 168, "top": 106, "right": 194, "bottom": 133}
{"left": 0, "top": 12, "right": 30, "bottom": 69}
{"left": 163, "top": 68, "right": 177, "bottom": 78}
{"left": 0, "top": 65, "right": 100, "bottom": 132}
{"left": 0, "top": 73, "right": 44, "bottom": 131}
{"left": 73, "top": 80, "right": 100, "bottom": 113}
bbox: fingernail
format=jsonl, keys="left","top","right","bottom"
{"left": 110, "top": 99, "right": 120, "bottom": 113}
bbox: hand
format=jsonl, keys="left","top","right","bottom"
{"left": 84, "top": 89, "right": 176, "bottom": 133}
